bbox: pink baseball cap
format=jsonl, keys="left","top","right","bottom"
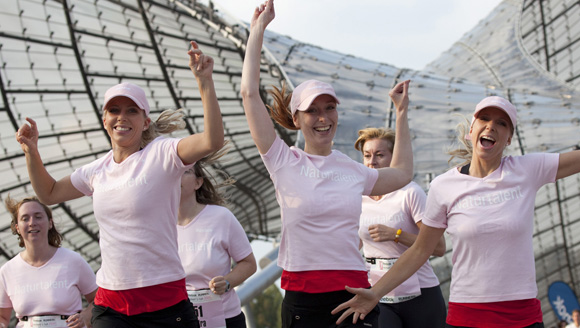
{"left": 471, "top": 96, "right": 517, "bottom": 130}
{"left": 290, "top": 80, "right": 340, "bottom": 115}
{"left": 102, "top": 83, "right": 150, "bottom": 116}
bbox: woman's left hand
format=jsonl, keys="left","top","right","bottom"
{"left": 65, "top": 312, "right": 85, "bottom": 328}
{"left": 209, "top": 276, "right": 228, "bottom": 295}
{"left": 188, "top": 41, "right": 214, "bottom": 80}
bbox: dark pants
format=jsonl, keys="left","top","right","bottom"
{"left": 446, "top": 322, "right": 544, "bottom": 328}
{"left": 225, "top": 311, "right": 247, "bottom": 328}
{"left": 378, "top": 285, "right": 446, "bottom": 328}
{"left": 282, "top": 290, "right": 380, "bottom": 328}
{"left": 92, "top": 300, "right": 199, "bottom": 328}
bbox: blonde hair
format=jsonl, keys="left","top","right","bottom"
{"left": 354, "top": 127, "right": 396, "bottom": 154}
{"left": 5, "top": 195, "right": 62, "bottom": 248}
{"left": 141, "top": 109, "right": 187, "bottom": 148}
{"left": 267, "top": 82, "right": 299, "bottom": 130}
{"left": 192, "top": 140, "right": 236, "bottom": 206}
{"left": 447, "top": 116, "right": 473, "bottom": 167}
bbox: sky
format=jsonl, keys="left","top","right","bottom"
{"left": 207, "top": 0, "right": 505, "bottom": 71}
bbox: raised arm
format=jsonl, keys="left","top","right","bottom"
{"left": 177, "top": 41, "right": 225, "bottom": 164}
{"left": 15, "top": 118, "right": 84, "bottom": 205}
{"left": 240, "top": 0, "right": 277, "bottom": 154}
{"left": 371, "top": 80, "right": 413, "bottom": 196}
{"left": 332, "top": 224, "right": 444, "bottom": 324}
{"left": 209, "top": 253, "right": 257, "bottom": 295}
{"left": 556, "top": 150, "right": 580, "bottom": 180}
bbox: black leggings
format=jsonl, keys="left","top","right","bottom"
{"left": 225, "top": 311, "right": 247, "bottom": 328}
{"left": 92, "top": 300, "right": 199, "bottom": 328}
{"left": 378, "top": 285, "right": 446, "bottom": 328}
{"left": 282, "top": 289, "right": 380, "bottom": 328}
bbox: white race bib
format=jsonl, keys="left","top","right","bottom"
{"left": 188, "top": 289, "right": 226, "bottom": 328}
{"left": 21, "top": 315, "right": 69, "bottom": 328}
{"left": 368, "top": 258, "right": 421, "bottom": 304}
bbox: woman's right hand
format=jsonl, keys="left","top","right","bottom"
{"left": 15, "top": 117, "right": 39, "bottom": 154}
{"left": 251, "top": 0, "right": 275, "bottom": 31}
{"left": 368, "top": 224, "right": 396, "bottom": 242}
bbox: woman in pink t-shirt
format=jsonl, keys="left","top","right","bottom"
{"left": 355, "top": 127, "right": 446, "bottom": 328}
{"left": 14, "top": 42, "right": 224, "bottom": 327}
{"left": 334, "top": 97, "right": 580, "bottom": 327}
{"left": 177, "top": 144, "right": 257, "bottom": 328}
{"left": 0, "top": 196, "right": 98, "bottom": 328}
{"left": 241, "top": 1, "right": 414, "bottom": 326}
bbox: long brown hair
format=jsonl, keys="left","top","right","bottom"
{"left": 192, "top": 141, "right": 236, "bottom": 206}
{"left": 5, "top": 195, "right": 62, "bottom": 248}
{"left": 267, "top": 82, "right": 299, "bottom": 130}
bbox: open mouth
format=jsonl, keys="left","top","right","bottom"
{"left": 480, "top": 135, "right": 496, "bottom": 148}
{"left": 115, "top": 126, "right": 131, "bottom": 131}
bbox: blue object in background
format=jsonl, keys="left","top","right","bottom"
{"left": 549, "top": 281, "right": 580, "bottom": 323}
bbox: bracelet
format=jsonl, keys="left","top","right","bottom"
{"left": 394, "top": 229, "right": 402, "bottom": 243}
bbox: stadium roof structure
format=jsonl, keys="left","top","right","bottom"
{"left": 0, "top": 0, "right": 579, "bottom": 325}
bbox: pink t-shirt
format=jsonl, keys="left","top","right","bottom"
{"left": 359, "top": 182, "right": 440, "bottom": 288}
{"left": 71, "top": 136, "right": 192, "bottom": 290}
{"left": 177, "top": 205, "right": 253, "bottom": 319}
{"left": 421, "top": 153, "right": 559, "bottom": 303}
{"left": 261, "top": 137, "right": 378, "bottom": 272}
{"left": 0, "top": 248, "right": 97, "bottom": 326}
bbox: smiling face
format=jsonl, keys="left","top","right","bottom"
{"left": 103, "top": 97, "right": 151, "bottom": 149}
{"left": 363, "top": 138, "right": 393, "bottom": 169}
{"left": 469, "top": 107, "right": 513, "bottom": 163}
{"left": 292, "top": 94, "right": 338, "bottom": 156}
{"left": 15, "top": 201, "right": 53, "bottom": 247}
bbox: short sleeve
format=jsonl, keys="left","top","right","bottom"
{"left": 260, "top": 137, "right": 293, "bottom": 177}
{"left": 0, "top": 264, "right": 12, "bottom": 308}
{"left": 419, "top": 180, "right": 449, "bottom": 229}
{"left": 226, "top": 212, "right": 253, "bottom": 263}
{"left": 73, "top": 254, "right": 98, "bottom": 296}
{"left": 405, "top": 184, "right": 427, "bottom": 225}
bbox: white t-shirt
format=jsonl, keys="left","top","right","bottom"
{"left": 421, "top": 153, "right": 559, "bottom": 303}
{"left": 0, "top": 248, "right": 97, "bottom": 327}
{"left": 566, "top": 323, "right": 580, "bottom": 328}
{"left": 359, "top": 182, "right": 440, "bottom": 288}
{"left": 71, "top": 136, "right": 192, "bottom": 290}
{"left": 177, "top": 205, "right": 253, "bottom": 319}
{"left": 261, "top": 137, "right": 378, "bottom": 272}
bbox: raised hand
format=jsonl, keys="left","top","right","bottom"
{"left": 188, "top": 41, "right": 214, "bottom": 81}
{"left": 389, "top": 80, "right": 410, "bottom": 114}
{"left": 251, "top": 0, "right": 275, "bottom": 31}
{"left": 15, "top": 117, "right": 39, "bottom": 154}
{"left": 331, "top": 286, "right": 380, "bottom": 325}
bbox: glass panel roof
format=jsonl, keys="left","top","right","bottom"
{"left": 1, "top": 0, "right": 579, "bottom": 325}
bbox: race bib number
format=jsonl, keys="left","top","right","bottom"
{"left": 368, "top": 258, "right": 421, "bottom": 304}
{"left": 188, "top": 289, "right": 226, "bottom": 328}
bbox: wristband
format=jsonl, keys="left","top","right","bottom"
{"left": 225, "top": 280, "right": 231, "bottom": 292}
{"left": 394, "top": 229, "right": 402, "bottom": 243}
